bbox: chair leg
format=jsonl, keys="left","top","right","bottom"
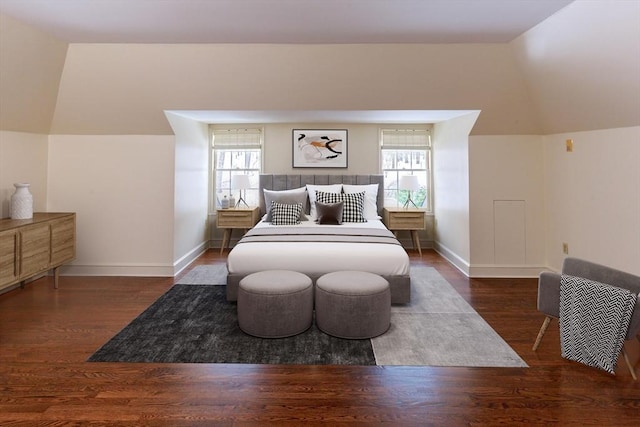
{"left": 532, "top": 316, "right": 553, "bottom": 351}
{"left": 621, "top": 347, "right": 637, "bottom": 381}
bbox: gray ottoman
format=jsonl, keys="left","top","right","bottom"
{"left": 315, "top": 271, "right": 391, "bottom": 339}
{"left": 238, "top": 270, "right": 313, "bottom": 338}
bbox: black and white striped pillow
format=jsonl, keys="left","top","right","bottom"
{"left": 270, "top": 201, "right": 303, "bottom": 225}
{"left": 315, "top": 190, "right": 366, "bottom": 223}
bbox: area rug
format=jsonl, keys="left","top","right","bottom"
{"left": 176, "top": 264, "right": 228, "bottom": 285}
{"left": 88, "top": 265, "right": 527, "bottom": 367}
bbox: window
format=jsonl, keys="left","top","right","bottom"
{"left": 212, "top": 127, "right": 263, "bottom": 210}
{"left": 380, "top": 128, "right": 432, "bottom": 212}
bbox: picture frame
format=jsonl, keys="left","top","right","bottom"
{"left": 292, "top": 129, "right": 348, "bottom": 168}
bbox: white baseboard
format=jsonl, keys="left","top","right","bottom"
{"left": 62, "top": 241, "right": 208, "bottom": 277}
{"left": 433, "top": 242, "right": 471, "bottom": 276}
{"left": 467, "top": 264, "right": 549, "bottom": 278}
{"left": 62, "top": 263, "right": 175, "bottom": 277}
{"left": 434, "top": 241, "right": 548, "bottom": 278}
{"left": 173, "top": 242, "right": 208, "bottom": 276}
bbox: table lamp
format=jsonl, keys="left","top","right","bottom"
{"left": 231, "top": 174, "right": 250, "bottom": 208}
{"left": 399, "top": 175, "right": 420, "bottom": 209}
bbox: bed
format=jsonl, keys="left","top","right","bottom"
{"left": 225, "top": 174, "right": 411, "bottom": 304}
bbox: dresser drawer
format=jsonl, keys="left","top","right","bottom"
{"left": 383, "top": 208, "right": 425, "bottom": 230}
{"left": 0, "top": 229, "right": 19, "bottom": 287}
{"left": 217, "top": 207, "right": 260, "bottom": 229}
{"left": 19, "top": 223, "right": 51, "bottom": 278}
{"left": 388, "top": 213, "right": 424, "bottom": 229}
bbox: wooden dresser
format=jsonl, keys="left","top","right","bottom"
{"left": 0, "top": 212, "right": 76, "bottom": 292}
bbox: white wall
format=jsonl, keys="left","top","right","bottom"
{"left": 166, "top": 113, "right": 210, "bottom": 273}
{"left": 544, "top": 126, "right": 640, "bottom": 276}
{"left": 0, "top": 131, "right": 49, "bottom": 217}
{"left": 432, "top": 112, "right": 479, "bottom": 275}
{"left": 47, "top": 135, "right": 176, "bottom": 276}
{"left": 469, "top": 135, "right": 546, "bottom": 277}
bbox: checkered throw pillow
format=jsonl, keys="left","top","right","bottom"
{"left": 270, "top": 201, "right": 303, "bottom": 225}
{"left": 315, "top": 190, "right": 366, "bottom": 223}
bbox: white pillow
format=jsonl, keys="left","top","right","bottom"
{"left": 263, "top": 187, "right": 308, "bottom": 222}
{"left": 343, "top": 183, "right": 379, "bottom": 219}
{"left": 306, "top": 184, "right": 342, "bottom": 219}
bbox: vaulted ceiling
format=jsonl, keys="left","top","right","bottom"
{"left": 1, "top": 0, "right": 638, "bottom": 134}
{"left": 0, "top": 0, "right": 574, "bottom": 44}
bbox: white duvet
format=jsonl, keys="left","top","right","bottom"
{"left": 227, "top": 219, "right": 410, "bottom": 277}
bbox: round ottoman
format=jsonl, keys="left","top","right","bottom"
{"left": 238, "top": 270, "right": 313, "bottom": 338}
{"left": 315, "top": 271, "right": 391, "bottom": 339}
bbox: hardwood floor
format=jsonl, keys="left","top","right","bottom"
{"left": 1, "top": 249, "right": 638, "bottom": 425}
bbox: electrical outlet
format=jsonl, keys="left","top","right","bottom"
{"left": 562, "top": 242, "right": 569, "bottom": 254}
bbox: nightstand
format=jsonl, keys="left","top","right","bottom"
{"left": 217, "top": 207, "right": 260, "bottom": 254}
{"left": 383, "top": 207, "right": 426, "bottom": 256}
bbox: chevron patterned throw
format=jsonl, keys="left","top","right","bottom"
{"left": 560, "top": 274, "right": 637, "bottom": 374}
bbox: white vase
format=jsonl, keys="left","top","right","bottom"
{"left": 10, "top": 183, "right": 33, "bottom": 219}
{"left": 221, "top": 195, "right": 230, "bottom": 209}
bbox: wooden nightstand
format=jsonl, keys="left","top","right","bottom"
{"left": 383, "top": 207, "right": 426, "bottom": 256}
{"left": 217, "top": 207, "right": 260, "bottom": 254}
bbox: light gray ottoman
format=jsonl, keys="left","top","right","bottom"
{"left": 238, "top": 270, "right": 313, "bottom": 338}
{"left": 315, "top": 271, "right": 391, "bottom": 339}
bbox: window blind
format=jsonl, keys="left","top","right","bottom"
{"left": 212, "top": 128, "right": 262, "bottom": 149}
{"left": 381, "top": 129, "right": 431, "bottom": 150}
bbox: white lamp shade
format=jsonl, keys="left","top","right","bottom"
{"left": 399, "top": 175, "right": 420, "bottom": 191}
{"left": 231, "top": 174, "right": 251, "bottom": 190}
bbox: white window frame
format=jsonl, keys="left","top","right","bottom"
{"left": 211, "top": 126, "right": 264, "bottom": 212}
{"left": 380, "top": 127, "right": 433, "bottom": 212}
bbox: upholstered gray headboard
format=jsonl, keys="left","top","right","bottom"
{"left": 259, "top": 174, "right": 384, "bottom": 217}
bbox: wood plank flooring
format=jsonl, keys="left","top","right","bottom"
{"left": 1, "top": 249, "right": 638, "bottom": 425}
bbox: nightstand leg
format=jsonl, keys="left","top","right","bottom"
{"left": 220, "top": 229, "right": 231, "bottom": 255}
{"left": 411, "top": 230, "right": 422, "bottom": 256}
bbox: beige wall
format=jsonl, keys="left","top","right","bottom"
{"left": 1, "top": 1, "right": 639, "bottom": 277}
{"left": 49, "top": 43, "right": 539, "bottom": 135}
{"left": 46, "top": 135, "right": 176, "bottom": 276}
{"left": 263, "top": 123, "right": 381, "bottom": 174}
{"left": 0, "top": 14, "right": 67, "bottom": 133}
{"left": 511, "top": 0, "right": 640, "bottom": 134}
{"left": 469, "top": 135, "right": 546, "bottom": 276}
{"left": 543, "top": 126, "right": 640, "bottom": 276}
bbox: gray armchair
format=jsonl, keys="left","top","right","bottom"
{"left": 533, "top": 257, "right": 640, "bottom": 379}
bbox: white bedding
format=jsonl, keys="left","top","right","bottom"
{"left": 227, "top": 219, "right": 410, "bottom": 277}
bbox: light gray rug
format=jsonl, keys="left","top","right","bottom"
{"left": 375, "top": 266, "right": 527, "bottom": 367}
{"left": 174, "top": 264, "right": 527, "bottom": 368}
{"left": 177, "top": 264, "right": 228, "bottom": 285}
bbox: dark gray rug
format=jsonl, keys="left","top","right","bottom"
{"left": 88, "top": 285, "right": 375, "bottom": 364}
